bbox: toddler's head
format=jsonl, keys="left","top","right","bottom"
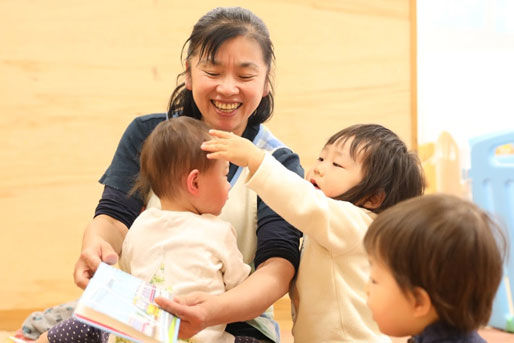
{"left": 306, "top": 124, "right": 425, "bottom": 212}
{"left": 133, "top": 116, "right": 230, "bottom": 215}
{"left": 363, "top": 194, "right": 506, "bottom": 336}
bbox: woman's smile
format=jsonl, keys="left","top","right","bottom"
{"left": 211, "top": 100, "right": 242, "bottom": 113}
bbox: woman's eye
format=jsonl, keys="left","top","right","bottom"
{"left": 239, "top": 75, "right": 255, "bottom": 80}
{"left": 204, "top": 71, "right": 219, "bottom": 77}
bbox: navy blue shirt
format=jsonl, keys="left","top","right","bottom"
{"left": 408, "top": 322, "right": 486, "bottom": 343}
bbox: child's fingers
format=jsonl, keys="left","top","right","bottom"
{"left": 201, "top": 140, "right": 225, "bottom": 152}
{"left": 208, "top": 129, "right": 233, "bottom": 138}
{"left": 205, "top": 151, "right": 226, "bottom": 160}
{"left": 200, "top": 141, "right": 213, "bottom": 151}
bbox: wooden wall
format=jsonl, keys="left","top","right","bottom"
{"left": 0, "top": 0, "right": 415, "bottom": 328}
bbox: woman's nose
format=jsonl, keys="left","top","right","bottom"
{"left": 217, "top": 76, "right": 239, "bottom": 96}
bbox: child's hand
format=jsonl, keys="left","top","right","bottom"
{"left": 201, "top": 129, "right": 265, "bottom": 174}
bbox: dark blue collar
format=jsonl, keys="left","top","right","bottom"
{"left": 408, "top": 322, "right": 485, "bottom": 343}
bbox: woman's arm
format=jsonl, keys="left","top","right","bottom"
{"left": 74, "top": 114, "right": 163, "bottom": 288}
{"left": 156, "top": 257, "right": 294, "bottom": 339}
{"left": 73, "top": 214, "right": 128, "bottom": 289}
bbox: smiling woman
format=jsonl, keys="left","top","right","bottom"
{"left": 185, "top": 36, "right": 270, "bottom": 136}
{"left": 36, "top": 6, "right": 304, "bottom": 343}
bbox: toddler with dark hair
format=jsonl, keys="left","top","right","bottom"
{"left": 364, "top": 194, "right": 506, "bottom": 343}
{"left": 201, "top": 124, "right": 425, "bottom": 343}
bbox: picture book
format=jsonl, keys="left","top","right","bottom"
{"left": 73, "top": 262, "right": 180, "bottom": 343}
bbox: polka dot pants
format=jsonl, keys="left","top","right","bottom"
{"left": 47, "top": 318, "right": 109, "bottom": 343}
{"left": 234, "top": 337, "right": 270, "bottom": 343}
{"left": 47, "top": 318, "right": 269, "bottom": 343}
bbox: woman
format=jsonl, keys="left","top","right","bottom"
{"left": 73, "top": 6, "right": 302, "bottom": 343}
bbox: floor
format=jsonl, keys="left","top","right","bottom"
{"left": 1, "top": 297, "right": 513, "bottom": 342}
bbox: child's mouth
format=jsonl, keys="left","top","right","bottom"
{"left": 310, "top": 179, "right": 320, "bottom": 189}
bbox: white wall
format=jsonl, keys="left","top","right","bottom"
{"left": 417, "top": 0, "right": 514, "bottom": 167}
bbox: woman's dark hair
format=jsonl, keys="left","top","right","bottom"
{"left": 328, "top": 124, "right": 425, "bottom": 213}
{"left": 167, "top": 7, "right": 275, "bottom": 125}
{"left": 131, "top": 117, "right": 215, "bottom": 201}
{"left": 364, "top": 194, "right": 507, "bottom": 332}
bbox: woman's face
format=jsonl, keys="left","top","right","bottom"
{"left": 186, "top": 35, "right": 270, "bottom": 136}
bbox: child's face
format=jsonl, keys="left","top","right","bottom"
{"left": 306, "top": 137, "right": 364, "bottom": 198}
{"left": 197, "top": 160, "right": 231, "bottom": 215}
{"left": 366, "top": 256, "right": 418, "bottom": 337}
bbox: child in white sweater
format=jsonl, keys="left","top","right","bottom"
{"left": 201, "top": 124, "right": 425, "bottom": 343}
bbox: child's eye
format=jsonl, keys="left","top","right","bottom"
{"left": 333, "top": 162, "right": 343, "bottom": 168}
{"left": 317, "top": 157, "right": 324, "bottom": 162}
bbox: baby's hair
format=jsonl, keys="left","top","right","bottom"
{"left": 363, "top": 194, "right": 507, "bottom": 332}
{"left": 131, "top": 117, "right": 215, "bottom": 201}
{"left": 327, "top": 124, "right": 425, "bottom": 213}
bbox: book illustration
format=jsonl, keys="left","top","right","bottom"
{"left": 74, "top": 262, "right": 180, "bottom": 343}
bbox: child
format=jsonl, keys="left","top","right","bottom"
{"left": 39, "top": 117, "right": 251, "bottom": 343}
{"left": 201, "top": 124, "right": 425, "bottom": 343}
{"left": 363, "top": 194, "right": 506, "bottom": 343}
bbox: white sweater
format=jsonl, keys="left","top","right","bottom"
{"left": 246, "top": 153, "right": 390, "bottom": 343}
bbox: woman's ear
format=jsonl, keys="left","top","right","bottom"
{"left": 185, "top": 61, "right": 192, "bottom": 90}
{"left": 262, "top": 80, "right": 270, "bottom": 97}
{"left": 363, "top": 190, "right": 386, "bottom": 210}
{"left": 186, "top": 169, "right": 200, "bottom": 195}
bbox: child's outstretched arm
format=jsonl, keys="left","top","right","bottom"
{"left": 201, "top": 129, "right": 265, "bottom": 177}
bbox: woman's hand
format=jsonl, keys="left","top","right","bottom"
{"left": 201, "top": 130, "right": 265, "bottom": 175}
{"left": 74, "top": 239, "right": 118, "bottom": 289}
{"left": 155, "top": 292, "right": 217, "bottom": 339}
{"left": 156, "top": 258, "right": 294, "bottom": 339}
{"left": 74, "top": 214, "right": 127, "bottom": 289}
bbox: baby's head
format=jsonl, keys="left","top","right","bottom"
{"left": 363, "top": 194, "right": 506, "bottom": 337}
{"left": 306, "top": 124, "right": 425, "bottom": 212}
{"left": 133, "top": 116, "right": 230, "bottom": 215}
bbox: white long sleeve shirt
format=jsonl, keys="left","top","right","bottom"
{"left": 246, "top": 153, "right": 390, "bottom": 343}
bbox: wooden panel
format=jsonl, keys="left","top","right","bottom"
{"left": 0, "top": 0, "right": 414, "bottom": 324}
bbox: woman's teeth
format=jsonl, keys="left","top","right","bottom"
{"left": 213, "top": 101, "right": 240, "bottom": 112}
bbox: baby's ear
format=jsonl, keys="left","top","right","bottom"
{"left": 363, "top": 190, "right": 386, "bottom": 210}
{"left": 411, "top": 287, "right": 434, "bottom": 318}
{"left": 186, "top": 169, "right": 200, "bottom": 195}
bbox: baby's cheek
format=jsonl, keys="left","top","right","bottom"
{"left": 305, "top": 169, "right": 313, "bottom": 181}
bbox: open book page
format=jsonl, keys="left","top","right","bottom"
{"left": 73, "top": 262, "right": 180, "bottom": 343}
